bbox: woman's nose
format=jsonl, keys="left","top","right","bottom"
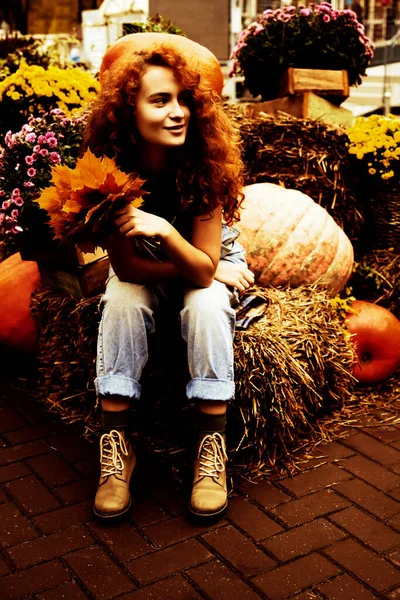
{"left": 169, "top": 100, "right": 185, "bottom": 119}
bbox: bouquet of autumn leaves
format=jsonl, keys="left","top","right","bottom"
{"left": 36, "top": 148, "right": 146, "bottom": 253}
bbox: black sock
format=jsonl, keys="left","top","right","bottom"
{"left": 198, "top": 411, "right": 227, "bottom": 436}
{"left": 101, "top": 408, "right": 131, "bottom": 435}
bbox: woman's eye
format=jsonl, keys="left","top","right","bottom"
{"left": 153, "top": 97, "right": 167, "bottom": 105}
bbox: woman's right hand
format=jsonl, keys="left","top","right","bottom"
{"left": 214, "top": 261, "right": 255, "bottom": 292}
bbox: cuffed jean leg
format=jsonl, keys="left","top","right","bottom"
{"left": 95, "top": 274, "right": 158, "bottom": 399}
{"left": 180, "top": 280, "right": 236, "bottom": 402}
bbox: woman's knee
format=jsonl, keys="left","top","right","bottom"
{"left": 182, "top": 281, "right": 234, "bottom": 322}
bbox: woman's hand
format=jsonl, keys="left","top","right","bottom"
{"left": 114, "top": 206, "right": 172, "bottom": 239}
{"left": 215, "top": 261, "right": 255, "bottom": 293}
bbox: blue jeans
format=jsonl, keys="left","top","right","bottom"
{"left": 95, "top": 226, "right": 246, "bottom": 403}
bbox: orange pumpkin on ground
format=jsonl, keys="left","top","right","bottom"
{"left": 100, "top": 33, "right": 224, "bottom": 95}
{"left": 346, "top": 300, "right": 400, "bottom": 385}
{"left": 0, "top": 252, "right": 41, "bottom": 355}
{"left": 237, "top": 183, "right": 354, "bottom": 294}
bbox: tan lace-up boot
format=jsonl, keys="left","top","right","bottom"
{"left": 189, "top": 432, "right": 228, "bottom": 518}
{"left": 94, "top": 429, "right": 137, "bottom": 518}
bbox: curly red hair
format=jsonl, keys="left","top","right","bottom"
{"left": 83, "top": 46, "right": 244, "bottom": 224}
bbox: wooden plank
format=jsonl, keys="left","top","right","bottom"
{"left": 277, "top": 68, "right": 349, "bottom": 103}
{"left": 74, "top": 245, "right": 108, "bottom": 266}
{"left": 242, "top": 92, "right": 353, "bottom": 129}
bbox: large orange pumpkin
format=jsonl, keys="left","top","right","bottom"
{"left": 99, "top": 33, "right": 224, "bottom": 95}
{"left": 0, "top": 252, "right": 40, "bottom": 355}
{"left": 237, "top": 183, "right": 354, "bottom": 294}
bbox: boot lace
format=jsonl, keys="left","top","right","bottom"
{"left": 99, "top": 430, "right": 129, "bottom": 477}
{"left": 198, "top": 432, "right": 228, "bottom": 478}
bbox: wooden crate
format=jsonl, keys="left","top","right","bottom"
{"left": 38, "top": 254, "right": 110, "bottom": 299}
{"left": 243, "top": 91, "right": 353, "bottom": 129}
{"left": 277, "top": 68, "right": 350, "bottom": 104}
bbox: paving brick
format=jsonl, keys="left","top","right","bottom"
{"left": 365, "top": 425, "right": 400, "bottom": 444}
{"left": 0, "top": 405, "right": 26, "bottom": 433}
{"left": 227, "top": 497, "right": 283, "bottom": 540}
{"left": 0, "top": 462, "right": 31, "bottom": 483}
{"left": 317, "top": 573, "right": 380, "bottom": 599}
{"left": 387, "top": 549, "right": 400, "bottom": 568}
{"left": 265, "top": 517, "right": 347, "bottom": 561}
{"left": 33, "top": 500, "right": 93, "bottom": 534}
{"left": 389, "top": 485, "right": 400, "bottom": 502}
{"left": 27, "top": 453, "right": 79, "bottom": 488}
{"left": 290, "top": 592, "right": 323, "bottom": 600}
{"left": 202, "top": 524, "right": 276, "bottom": 577}
{"left": 388, "top": 513, "right": 400, "bottom": 531}
{"left": 88, "top": 519, "right": 153, "bottom": 562}
{"left": 279, "top": 464, "right": 353, "bottom": 497}
{"left": 75, "top": 457, "right": 99, "bottom": 478}
{"left": 386, "top": 588, "right": 400, "bottom": 600}
{"left": 4, "top": 422, "right": 63, "bottom": 446}
{"left": 237, "top": 479, "right": 290, "bottom": 508}
{"left": 341, "top": 432, "right": 400, "bottom": 466}
{"left": 312, "top": 441, "right": 356, "bottom": 461}
{"left": 6, "top": 524, "right": 93, "bottom": 569}
{"left": 35, "top": 580, "right": 90, "bottom": 600}
{"left": 126, "top": 538, "right": 212, "bottom": 584}
{"left": 143, "top": 514, "right": 226, "bottom": 548}
{"left": 0, "top": 553, "right": 10, "bottom": 576}
{"left": 129, "top": 494, "right": 170, "bottom": 527}
{"left": 323, "top": 538, "right": 400, "bottom": 592}
{"left": 46, "top": 434, "right": 98, "bottom": 464}
{"left": 5, "top": 475, "right": 60, "bottom": 515}
{"left": 334, "top": 478, "right": 400, "bottom": 519}
{"left": 188, "top": 559, "right": 263, "bottom": 599}
{"left": 149, "top": 482, "right": 187, "bottom": 517}
{"left": 64, "top": 545, "right": 135, "bottom": 598}
{"left": 0, "top": 440, "right": 51, "bottom": 466}
{"left": 0, "top": 502, "right": 38, "bottom": 548}
{"left": 0, "top": 560, "right": 70, "bottom": 599}
{"left": 0, "top": 487, "right": 8, "bottom": 503}
{"left": 54, "top": 476, "right": 98, "bottom": 506}
{"left": 329, "top": 506, "right": 400, "bottom": 552}
{"left": 252, "top": 552, "right": 340, "bottom": 600}
{"left": 339, "top": 455, "right": 400, "bottom": 491}
{"left": 271, "top": 488, "right": 350, "bottom": 527}
{"left": 118, "top": 574, "right": 204, "bottom": 599}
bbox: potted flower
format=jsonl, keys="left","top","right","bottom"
{"left": 229, "top": 2, "right": 374, "bottom": 102}
{"left": 347, "top": 114, "right": 400, "bottom": 250}
{"left": 0, "top": 108, "right": 88, "bottom": 259}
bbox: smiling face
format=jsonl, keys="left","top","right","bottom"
{"left": 135, "top": 65, "right": 191, "bottom": 150}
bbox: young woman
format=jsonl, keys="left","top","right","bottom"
{"left": 83, "top": 45, "right": 254, "bottom": 520}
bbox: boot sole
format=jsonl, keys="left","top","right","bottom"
{"left": 188, "top": 500, "right": 228, "bottom": 520}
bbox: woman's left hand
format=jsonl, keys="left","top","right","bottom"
{"left": 114, "top": 206, "right": 171, "bottom": 239}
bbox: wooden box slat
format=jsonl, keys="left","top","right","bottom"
{"left": 277, "top": 68, "right": 350, "bottom": 103}
{"left": 243, "top": 92, "right": 353, "bottom": 129}
{"left": 38, "top": 256, "right": 110, "bottom": 299}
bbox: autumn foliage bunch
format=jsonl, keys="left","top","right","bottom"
{"left": 36, "top": 148, "right": 145, "bottom": 253}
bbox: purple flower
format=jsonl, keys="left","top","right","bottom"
{"left": 39, "top": 148, "right": 49, "bottom": 157}
{"left": 11, "top": 225, "right": 23, "bottom": 234}
{"left": 27, "top": 168, "right": 36, "bottom": 178}
{"left": 38, "top": 135, "right": 46, "bottom": 144}
{"left": 25, "top": 132, "right": 36, "bottom": 143}
{"left": 323, "top": 14, "right": 331, "bottom": 22}
{"left": 300, "top": 8, "right": 311, "bottom": 16}
{"left": 47, "top": 138, "right": 58, "bottom": 148}
{"left": 21, "top": 124, "right": 33, "bottom": 133}
{"left": 12, "top": 188, "right": 21, "bottom": 197}
{"left": 2, "top": 200, "right": 10, "bottom": 210}
{"left": 0, "top": 214, "right": 4, "bottom": 225}
{"left": 4, "top": 131, "right": 15, "bottom": 148}
{"left": 253, "top": 24, "right": 264, "bottom": 35}
{"left": 11, "top": 209, "right": 19, "bottom": 219}
{"left": 33, "top": 144, "right": 41, "bottom": 153}
{"left": 49, "top": 152, "right": 61, "bottom": 164}
{"left": 50, "top": 108, "right": 63, "bottom": 115}
{"left": 13, "top": 197, "right": 24, "bottom": 207}
{"left": 24, "top": 182, "right": 35, "bottom": 188}
{"left": 0, "top": 190, "right": 5, "bottom": 197}
{"left": 25, "top": 155, "right": 35, "bottom": 165}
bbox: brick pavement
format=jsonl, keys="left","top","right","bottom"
{"left": 0, "top": 377, "right": 399, "bottom": 600}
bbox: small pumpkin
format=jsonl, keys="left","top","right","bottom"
{"left": 99, "top": 33, "right": 224, "bottom": 95}
{"left": 237, "top": 183, "right": 354, "bottom": 294}
{"left": 346, "top": 300, "right": 400, "bottom": 385}
{"left": 0, "top": 252, "right": 40, "bottom": 355}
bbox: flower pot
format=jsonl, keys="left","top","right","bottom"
{"left": 367, "top": 187, "right": 400, "bottom": 250}
{"left": 277, "top": 68, "right": 350, "bottom": 105}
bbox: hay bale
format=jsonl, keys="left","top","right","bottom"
{"left": 225, "top": 105, "right": 364, "bottom": 255}
{"left": 347, "top": 249, "right": 400, "bottom": 318}
{"left": 30, "top": 284, "right": 357, "bottom": 476}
